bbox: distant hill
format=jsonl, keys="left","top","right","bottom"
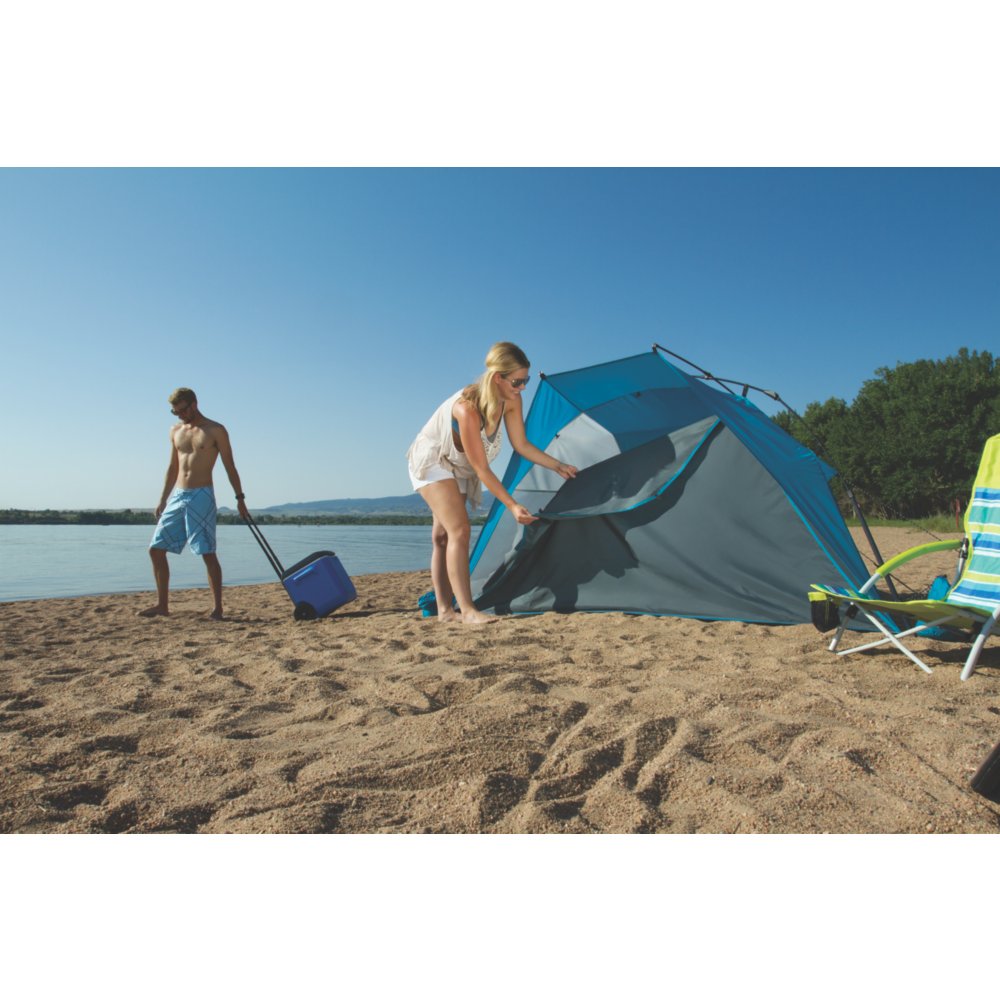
{"left": 262, "top": 495, "right": 429, "bottom": 516}
{"left": 1, "top": 492, "right": 493, "bottom": 525}
{"left": 219, "top": 493, "right": 492, "bottom": 517}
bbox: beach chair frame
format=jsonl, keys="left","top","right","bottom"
{"left": 811, "top": 433, "right": 1000, "bottom": 681}
{"left": 811, "top": 536, "right": 1000, "bottom": 681}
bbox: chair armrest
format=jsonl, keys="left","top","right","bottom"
{"left": 874, "top": 538, "right": 963, "bottom": 578}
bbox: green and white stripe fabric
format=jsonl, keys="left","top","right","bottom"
{"left": 948, "top": 435, "right": 1000, "bottom": 612}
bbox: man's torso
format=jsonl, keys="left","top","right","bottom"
{"left": 173, "top": 418, "right": 221, "bottom": 489}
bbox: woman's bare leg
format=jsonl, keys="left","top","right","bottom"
{"left": 429, "top": 515, "right": 460, "bottom": 621}
{"left": 418, "top": 480, "right": 493, "bottom": 624}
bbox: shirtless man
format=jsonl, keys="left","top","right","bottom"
{"left": 139, "top": 388, "right": 250, "bottom": 620}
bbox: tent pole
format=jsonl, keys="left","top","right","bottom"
{"left": 652, "top": 343, "right": 739, "bottom": 396}
{"left": 843, "top": 485, "right": 896, "bottom": 598}
{"left": 653, "top": 345, "right": 786, "bottom": 401}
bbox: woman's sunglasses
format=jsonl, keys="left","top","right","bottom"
{"left": 503, "top": 375, "right": 531, "bottom": 388}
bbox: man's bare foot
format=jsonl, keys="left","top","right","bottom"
{"left": 438, "top": 609, "right": 462, "bottom": 623}
{"left": 138, "top": 605, "right": 168, "bottom": 617}
{"left": 209, "top": 610, "right": 225, "bottom": 620}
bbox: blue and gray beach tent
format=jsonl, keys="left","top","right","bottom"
{"left": 469, "top": 349, "right": 869, "bottom": 624}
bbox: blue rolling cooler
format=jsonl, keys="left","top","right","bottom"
{"left": 246, "top": 512, "right": 357, "bottom": 620}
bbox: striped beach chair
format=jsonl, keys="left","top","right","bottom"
{"left": 808, "top": 433, "right": 1000, "bottom": 680}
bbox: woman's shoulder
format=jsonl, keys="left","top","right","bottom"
{"left": 452, "top": 392, "right": 479, "bottom": 419}
{"left": 502, "top": 393, "right": 522, "bottom": 419}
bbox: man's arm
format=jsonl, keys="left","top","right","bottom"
{"left": 214, "top": 423, "right": 250, "bottom": 520}
{"left": 156, "top": 434, "right": 180, "bottom": 519}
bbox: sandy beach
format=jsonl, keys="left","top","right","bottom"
{"left": 2, "top": 527, "right": 998, "bottom": 834}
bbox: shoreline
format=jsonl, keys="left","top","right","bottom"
{"left": 3, "top": 528, "right": 999, "bottom": 833}
{"left": 0, "top": 569, "right": 426, "bottom": 607}
{"left": 0, "top": 522, "right": 441, "bottom": 605}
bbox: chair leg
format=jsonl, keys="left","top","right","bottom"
{"left": 960, "top": 614, "right": 999, "bottom": 681}
{"left": 829, "top": 602, "right": 866, "bottom": 652}
{"left": 834, "top": 609, "right": 936, "bottom": 674}
{"left": 829, "top": 622, "right": 848, "bottom": 652}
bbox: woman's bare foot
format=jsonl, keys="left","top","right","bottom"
{"left": 137, "top": 605, "right": 168, "bottom": 617}
{"left": 208, "top": 610, "right": 225, "bottom": 620}
{"left": 438, "top": 609, "right": 462, "bottom": 623}
{"left": 461, "top": 610, "right": 498, "bottom": 625}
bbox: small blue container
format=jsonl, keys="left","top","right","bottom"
{"left": 281, "top": 550, "right": 357, "bottom": 620}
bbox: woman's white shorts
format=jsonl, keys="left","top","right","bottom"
{"left": 408, "top": 461, "right": 471, "bottom": 494}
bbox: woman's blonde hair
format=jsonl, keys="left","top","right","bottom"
{"left": 461, "top": 341, "right": 530, "bottom": 430}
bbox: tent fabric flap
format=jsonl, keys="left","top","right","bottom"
{"left": 541, "top": 417, "right": 720, "bottom": 519}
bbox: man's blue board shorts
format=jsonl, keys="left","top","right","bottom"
{"left": 150, "top": 487, "right": 217, "bottom": 555}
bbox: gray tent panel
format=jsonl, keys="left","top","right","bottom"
{"left": 475, "top": 425, "right": 844, "bottom": 623}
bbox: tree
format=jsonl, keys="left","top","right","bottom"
{"left": 774, "top": 349, "right": 1000, "bottom": 518}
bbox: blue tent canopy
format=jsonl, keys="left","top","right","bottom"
{"left": 469, "top": 349, "right": 868, "bottom": 624}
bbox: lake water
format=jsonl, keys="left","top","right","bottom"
{"left": 0, "top": 524, "right": 476, "bottom": 603}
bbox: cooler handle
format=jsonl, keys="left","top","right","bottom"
{"left": 243, "top": 510, "right": 286, "bottom": 580}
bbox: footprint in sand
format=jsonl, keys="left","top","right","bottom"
{"left": 82, "top": 734, "right": 141, "bottom": 755}
{"left": 41, "top": 781, "right": 109, "bottom": 811}
{"left": 5, "top": 696, "right": 46, "bottom": 711}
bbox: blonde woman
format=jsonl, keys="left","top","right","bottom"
{"left": 407, "top": 342, "right": 577, "bottom": 624}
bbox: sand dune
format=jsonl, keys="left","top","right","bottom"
{"left": 2, "top": 528, "right": 998, "bottom": 833}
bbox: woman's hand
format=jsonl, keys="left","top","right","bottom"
{"left": 554, "top": 462, "right": 578, "bottom": 479}
{"left": 511, "top": 503, "right": 538, "bottom": 525}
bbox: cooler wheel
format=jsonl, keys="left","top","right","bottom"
{"left": 294, "top": 602, "right": 318, "bottom": 621}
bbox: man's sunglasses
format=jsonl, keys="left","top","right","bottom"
{"left": 171, "top": 402, "right": 194, "bottom": 416}
{"left": 503, "top": 375, "right": 531, "bottom": 388}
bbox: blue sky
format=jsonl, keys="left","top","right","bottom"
{"left": 2, "top": 167, "right": 998, "bottom": 509}
{"left": 5, "top": 4, "right": 1000, "bottom": 977}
